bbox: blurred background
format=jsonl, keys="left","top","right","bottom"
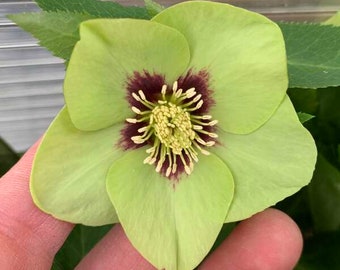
{"left": 1, "top": 1, "right": 339, "bottom": 269}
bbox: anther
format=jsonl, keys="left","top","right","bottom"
{"left": 208, "top": 132, "right": 218, "bottom": 138}
{"left": 209, "top": 120, "right": 218, "bottom": 126}
{"left": 138, "top": 90, "right": 146, "bottom": 100}
{"left": 185, "top": 87, "right": 196, "bottom": 98}
{"left": 196, "top": 100, "right": 203, "bottom": 109}
{"left": 138, "top": 126, "right": 148, "bottom": 133}
{"left": 201, "top": 149, "right": 210, "bottom": 155}
{"left": 184, "top": 165, "right": 191, "bottom": 175}
{"left": 161, "top": 84, "right": 167, "bottom": 95}
{"left": 172, "top": 81, "right": 178, "bottom": 92}
{"left": 205, "top": 141, "right": 215, "bottom": 147}
{"left": 126, "top": 118, "right": 137, "bottom": 123}
{"left": 132, "top": 92, "right": 141, "bottom": 101}
{"left": 193, "top": 125, "right": 203, "bottom": 130}
{"left": 132, "top": 106, "right": 142, "bottom": 114}
{"left": 192, "top": 94, "right": 202, "bottom": 103}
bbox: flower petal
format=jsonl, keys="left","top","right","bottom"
{"left": 106, "top": 148, "right": 234, "bottom": 270}
{"left": 211, "top": 96, "right": 317, "bottom": 222}
{"left": 153, "top": 1, "right": 287, "bottom": 134}
{"left": 64, "top": 19, "right": 190, "bottom": 131}
{"left": 31, "top": 107, "right": 123, "bottom": 225}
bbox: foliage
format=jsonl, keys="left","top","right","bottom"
{"left": 0, "top": 138, "right": 20, "bottom": 177}
{"left": 279, "top": 23, "right": 340, "bottom": 88}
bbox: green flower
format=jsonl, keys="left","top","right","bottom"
{"left": 30, "top": 1, "right": 317, "bottom": 269}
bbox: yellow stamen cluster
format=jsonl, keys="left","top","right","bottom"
{"left": 127, "top": 81, "right": 218, "bottom": 177}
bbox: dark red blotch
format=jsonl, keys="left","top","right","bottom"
{"left": 118, "top": 69, "right": 217, "bottom": 180}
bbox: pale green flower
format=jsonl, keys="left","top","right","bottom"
{"left": 30, "top": 1, "right": 317, "bottom": 269}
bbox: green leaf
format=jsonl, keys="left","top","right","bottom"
{"left": 298, "top": 112, "right": 315, "bottom": 124}
{"left": 8, "top": 11, "right": 94, "bottom": 61}
{"left": 52, "top": 224, "right": 112, "bottom": 269}
{"left": 316, "top": 87, "right": 340, "bottom": 167}
{"left": 0, "top": 137, "right": 20, "bottom": 177}
{"left": 144, "top": 0, "right": 164, "bottom": 17}
{"left": 308, "top": 154, "right": 340, "bottom": 232}
{"left": 296, "top": 231, "right": 340, "bottom": 270}
{"left": 279, "top": 22, "right": 340, "bottom": 88}
{"left": 287, "top": 88, "right": 318, "bottom": 115}
{"left": 35, "top": 0, "right": 150, "bottom": 19}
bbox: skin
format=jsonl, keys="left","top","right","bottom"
{"left": 0, "top": 140, "right": 303, "bottom": 270}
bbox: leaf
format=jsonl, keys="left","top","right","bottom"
{"left": 35, "top": 0, "right": 150, "bottom": 19}
{"left": 287, "top": 88, "right": 319, "bottom": 115}
{"left": 8, "top": 11, "right": 94, "bottom": 61}
{"left": 279, "top": 23, "right": 340, "bottom": 89}
{"left": 308, "top": 154, "right": 340, "bottom": 232}
{"left": 0, "top": 137, "right": 20, "bottom": 177}
{"left": 144, "top": 0, "right": 165, "bottom": 17}
{"left": 52, "top": 224, "right": 112, "bottom": 269}
{"left": 298, "top": 112, "right": 315, "bottom": 124}
{"left": 316, "top": 87, "right": 340, "bottom": 158}
{"left": 296, "top": 231, "right": 340, "bottom": 270}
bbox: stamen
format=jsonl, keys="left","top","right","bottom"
{"left": 132, "top": 92, "right": 141, "bottom": 101}
{"left": 132, "top": 106, "right": 142, "bottom": 114}
{"left": 125, "top": 79, "right": 218, "bottom": 179}
{"left": 138, "top": 126, "right": 148, "bottom": 133}
{"left": 193, "top": 125, "right": 203, "bottom": 130}
{"left": 185, "top": 87, "right": 196, "bottom": 98}
{"left": 161, "top": 84, "right": 167, "bottom": 96}
{"left": 172, "top": 155, "right": 177, "bottom": 173}
{"left": 205, "top": 141, "right": 215, "bottom": 147}
{"left": 126, "top": 118, "right": 137, "bottom": 123}
{"left": 181, "top": 93, "right": 202, "bottom": 109}
{"left": 138, "top": 90, "right": 146, "bottom": 100}
{"left": 175, "top": 88, "right": 183, "bottom": 98}
{"left": 209, "top": 120, "right": 218, "bottom": 126}
{"left": 172, "top": 81, "right": 178, "bottom": 92}
{"left": 192, "top": 94, "right": 202, "bottom": 103}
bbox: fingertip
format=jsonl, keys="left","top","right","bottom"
{"left": 200, "top": 208, "right": 303, "bottom": 270}
{"left": 0, "top": 139, "right": 74, "bottom": 268}
{"left": 75, "top": 224, "right": 156, "bottom": 270}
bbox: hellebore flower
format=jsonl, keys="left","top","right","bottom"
{"left": 30, "top": 1, "right": 317, "bottom": 269}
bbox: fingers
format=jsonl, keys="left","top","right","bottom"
{"left": 0, "top": 140, "right": 74, "bottom": 269}
{"left": 76, "top": 208, "right": 302, "bottom": 270}
{"left": 75, "top": 224, "right": 156, "bottom": 270}
{"left": 199, "top": 208, "right": 303, "bottom": 270}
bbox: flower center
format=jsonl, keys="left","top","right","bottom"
{"left": 152, "top": 103, "right": 195, "bottom": 154}
{"left": 124, "top": 77, "right": 218, "bottom": 179}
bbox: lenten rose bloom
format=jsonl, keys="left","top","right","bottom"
{"left": 30, "top": 1, "right": 317, "bottom": 269}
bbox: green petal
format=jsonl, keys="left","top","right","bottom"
{"left": 153, "top": 1, "right": 287, "bottom": 134}
{"left": 64, "top": 19, "right": 190, "bottom": 131}
{"left": 106, "top": 148, "right": 234, "bottom": 270}
{"left": 31, "top": 107, "right": 123, "bottom": 226}
{"left": 324, "top": 11, "right": 340, "bottom": 26}
{"left": 211, "top": 96, "right": 317, "bottom": 222}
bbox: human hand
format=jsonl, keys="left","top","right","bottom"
{"left": 0, "top": 141, "right": 303, "bottom": 270}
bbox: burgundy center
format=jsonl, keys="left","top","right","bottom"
{"left": 118, "top": 69, "right": 217, "bottom": 180}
